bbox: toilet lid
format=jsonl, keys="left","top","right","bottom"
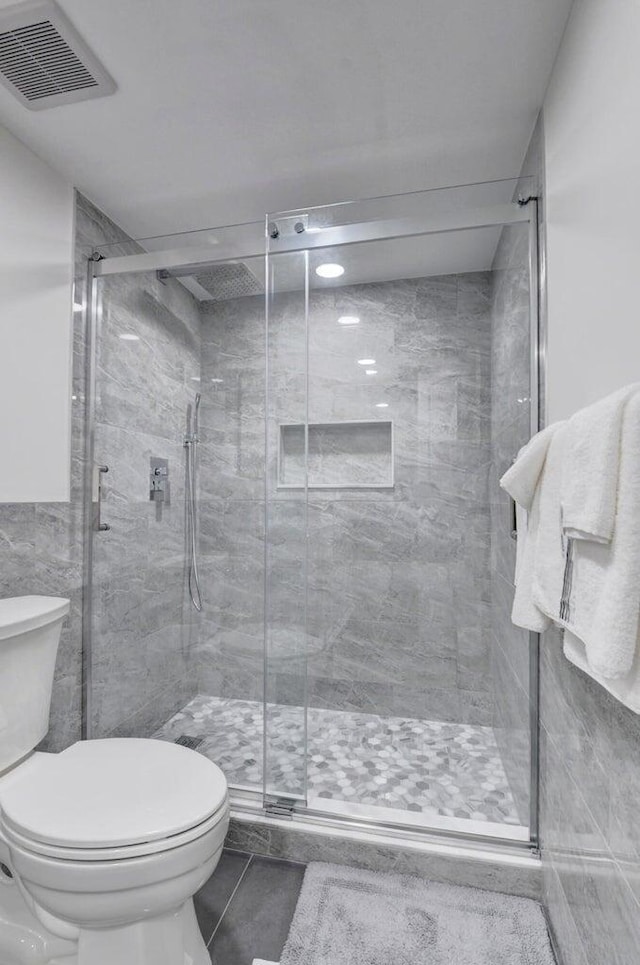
{"left": 0, "top": 739, "right": 228, "bottom": 849}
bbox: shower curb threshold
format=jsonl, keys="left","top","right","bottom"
{"left": 230, "top": 807, "right": 538, "bottom": 867}
{"left": 227, "top": 808, "right": 542, "bottom": 901}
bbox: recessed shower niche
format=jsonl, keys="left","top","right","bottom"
{"left": 277, "top": 420, "right": 394, "bottom": 489}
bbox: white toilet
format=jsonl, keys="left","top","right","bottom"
{"left": 0, "top": 596, "right": 230, "bottom": 965}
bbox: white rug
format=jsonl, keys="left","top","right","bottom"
{"left": 279, "top": 863, "right": 555, "bottom": 965}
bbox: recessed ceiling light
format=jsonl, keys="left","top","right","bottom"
{"left": 338, "top": 315, "right": 359, "bottom": 325}
{"left": 118, "top": 333, "right": 140, "bottom": 341}
{"left": 211, "top": 378, "right": 224, "bottom": 383}
{"left": 365, "top": 369, "right": 378, "bottom": 375}
{"left": 375, "top": 402, "right": 389, "bottom": 408}
{"left": 190, "top": 376, "right": 201, "bottom": 382}
{"left": 316, "top": 263, "right": 344, "bottom": 279}
{"left": 357, "top": 358, "right": 376, "bottom": 366}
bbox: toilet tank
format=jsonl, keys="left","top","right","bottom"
{"left": 0, "top": 597, "right": 70, "bottom": 773}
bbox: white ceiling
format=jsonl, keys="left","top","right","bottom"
{"left": 0, "top": 0, "right": 572, "bottom": 242}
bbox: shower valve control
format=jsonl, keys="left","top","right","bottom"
{"left": 150, "top": 457, "right": 170, "bottom": 504}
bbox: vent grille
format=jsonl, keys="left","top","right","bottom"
{"left": 0, "top": 1, "right": 115, "bottom": 110}
{"left": 174, "top": 735, "right": 204, "bottom": 750}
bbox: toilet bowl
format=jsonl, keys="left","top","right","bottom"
{"left": 0, "top": 597, "right": 230, "bottom": 965}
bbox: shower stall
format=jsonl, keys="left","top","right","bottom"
{"left": 81, "top": 179, "right": 540, "bottom": 851}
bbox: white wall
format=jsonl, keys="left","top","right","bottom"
{"left": 543, "top": 0, "right": 640, "bottom": 422}
{"left": 0, "top": 123, "right": 74, "bottom": 502}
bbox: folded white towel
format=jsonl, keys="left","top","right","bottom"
{"left": 500, "top": 423, "right": 560, "bottom": 511}
{"left": 564, "top": 630, "right": 640, "bottom": 714}
{"left": 561, "top": 382, "right": 640, "bottom": 543}
{"left": 530, "top": 423, "right": 571, "bottom": 626}
{"left": 500, "top": 422, "right": 566, "bottom": 633}
{"left": 510, "top": 482, "right": 551, "bottom": 633}
{"left": 503, "top": 389, "right": 640, "bottom": 709}
{"left": 558, "top": 391, "right": 640, "bottom": 679}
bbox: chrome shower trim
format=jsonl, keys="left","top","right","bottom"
{"left": 81, "top": 254, "right": 102, "bottom": 741}
{"left": 185, "top": 392, "right": 203, "bottom": 612}
{"left": 527, "top": 190, "right": 545, "bottom": 850}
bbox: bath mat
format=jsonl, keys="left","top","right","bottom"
{"left": 280, "top": 863, "right": 555, "bottom": 965}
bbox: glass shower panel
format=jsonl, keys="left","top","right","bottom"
{"left": 268, "top": 196, "right": 535, "bottom": 839}
{"left": 87, "top": 267, "right": 201, "bottom": 742}
{"left": 263, "top": 249, "right": 309, "bottom": 804}
{"left": 86, "top": 248, "right": 269, "bottom": 799}
{"left": 486, "top": 217, "right": 535, "bottom": 833}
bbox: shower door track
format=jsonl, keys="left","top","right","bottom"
{"left": 230, "top": 786, "right": 537, "bottom": 857}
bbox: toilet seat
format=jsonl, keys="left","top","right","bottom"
{"left": 0, "top": 738, "right": 228, "bottom": 861}
{"left": 2, "top": 799, "right": 229, "bottom": 862}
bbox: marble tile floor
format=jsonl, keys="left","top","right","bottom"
{"left": 195, "top": 849, "right": 305, "bottom": 965}
{"left": 154, "top": 695, "right": 520, "bottom": 826}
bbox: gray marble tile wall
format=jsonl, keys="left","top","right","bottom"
{"left": 197, "top": 273, "right": 495, "bottom": 725}
{"left": 540, "top": 630, "right": 640, "bottom": 964}
{"left": 194, "top": 293, "right": 266, "bottom": 703}
{"left": 84, "top": 195, "right": 202, "bottom": 738}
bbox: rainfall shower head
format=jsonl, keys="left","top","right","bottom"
{"left": 192, "top": 262, "right": 263, "bottom": 300}
{"left": 165, "top": 260, "right": 264, "bottom": 303}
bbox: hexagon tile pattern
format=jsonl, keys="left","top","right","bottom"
{"left": 154, "top": 695, "right": 520, "bottom": 826}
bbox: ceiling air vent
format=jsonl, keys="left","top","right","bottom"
{"left": 0, "top": 0, "right": 115, "bottom": 110}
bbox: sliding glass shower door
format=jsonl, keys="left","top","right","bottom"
{"left": 264, "top": 184, "right": 538, "bottom": 839}
{"left": 263, "top": 248, "right": 309, "bottom": 805}
{"left": 84, "top": 180, "right": 539, "bottom": 845}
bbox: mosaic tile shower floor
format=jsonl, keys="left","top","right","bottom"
{"left": 153, "top": 695, "right": 520, "bottom": 826}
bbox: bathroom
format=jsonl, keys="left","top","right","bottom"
{"left": 0, "top": 1, "right": 639, "bottom": 963}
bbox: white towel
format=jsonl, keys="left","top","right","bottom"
{"left": 561, "top": 382, "right": 640, "bottom": 543}
{"left": 557, "top": 391, "right": 640, "bottom": 679}
{"left": 530, "top": 423, "right": 571, "bottom": 625}
{"left": 564, "top": 630, "right": 640, "bottom": 714}
{"left": 510, "top": 482, "right": 550, "bottom": 633}
{"left": 500, "top": 423, "right": 560, "bottom": 511}
{"left": 500, "top": 422, "right": 566, "bottom": 633}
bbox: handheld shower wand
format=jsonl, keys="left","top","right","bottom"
{"left": 193, "top": 391, "right": 201, "bottom": 440}
{"left": 185, "top": 393, "right": 202, "bottom": 612}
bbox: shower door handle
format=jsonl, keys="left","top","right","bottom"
{"left": 509, "top": 494, "right": 518, "bottom": 541}
{"left": 93, "top": 464, "right": 111, "bottom": 532}
{"left": 507, "top": 454, "right": 518, "bottom": 541}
